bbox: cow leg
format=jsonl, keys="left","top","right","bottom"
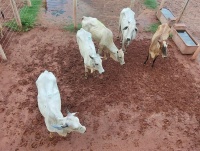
{"left": 103, "top": 51, "right": 107, "bottom": 60}
{"left": 84, "top": 66, "right": 89, "bottom": 79}
{"left": 120, "top": 31, "right": 123, "bottom": 44}
{"left": 49, "top": 132, "right": 53, "bottom": 138}
{"left": 151, "top": 56, "right": 159, "bottom": 67}
{"left": 90, "top": 68, "right": 94, "bottom": 73}
{"left": 98, "top": 44, "right": 104, "bottom": 55}
{"left": 92, "top": 70, "right": 97, "bottom": 77}
{"left": 99, "top": 44, "right": 107, "bottom": 60}
{"left": 0, "top": 30, "right": 3, "bottom": 38}
{"left": 119, "top": 34, "right": 123, "bottom": 44}
{"left": 117, "top": 25, "right": 121, "bottom": 40}
{"left": 144, "top": 53, "right": 150, "bottom": 65}
{"left": 91, "top": 68, "right": 98, "bottom": 78}
{"left": 122, "top": 39, "right": 126, "bottom": 52}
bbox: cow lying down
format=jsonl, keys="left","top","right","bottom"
{"left": 36, "top": 70, "right": 86, "bottom": 137}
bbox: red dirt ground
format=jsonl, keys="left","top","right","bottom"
{"left": 1, "top": 0, "right": 200, "bottom": 151}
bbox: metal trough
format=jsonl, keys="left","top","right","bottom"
{"left": 156, "top": 8, "right": 176, "bottom": 25}
{"left": 171, "top": 24, "right": 199, "bottom": 54}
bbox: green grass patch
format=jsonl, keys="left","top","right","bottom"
{"left": 64, "top": 23, "right": 82, "bottom": 32}
{"left": 144, "top": 0, "right": 158, "bottom": 9}
{"left": 4, "top": 0, "right": 42, "bottom": 32}
{"left": 145, "top": 22, "right": 161, "bottom": 33}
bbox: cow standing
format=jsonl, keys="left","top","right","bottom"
{"left": 36, "top": 70, "right": 86, "bottom": 137}
{"left": 82, "top": 16, "right": 125, "bottom": 65}
{"left": 144, "top": 23, "right": 171, "bottom": 67}
{"left": 76, "top": 28, "right": 105, "bottom": 78}
{"left": 118, "top": 7, "right": 138, "bottom": 52}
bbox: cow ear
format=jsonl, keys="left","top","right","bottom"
{"left": 123, "top": 26, "right": 128, "bottom": 30}
{"left": 52, "top": 125, "right": 63, "bottom": 130}
{"left": 89, "top": 55, "right": 94, "bottom": 59}
{"left": 66, "top": 109, "right": 71, "bottom": 115}
{"left": 71, "top": 112, "right": 78, "bottom": 116}
{"left": 61, "top": 124, "right": 69, "bottom": 128}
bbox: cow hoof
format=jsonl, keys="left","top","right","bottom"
{"left": 49, "top": 133, "right": 53, "bottom": 138}
{"left": 84, "top": 75, "right": 88, "bottom": 79}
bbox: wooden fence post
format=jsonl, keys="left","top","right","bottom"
{"left": 26, "top": 0, "right": 32, "bottom": 7}
{"left": 130, "top": 0, "right": 135, "bottom": 8}
{"left": 10, "top": 0, "right": 22, "bottom": 28}
{"left": 176, "top": 0, "right": 189, "bottom": 23}
{"left": 0, "top": 44, "right": 7, "bottom": 60}
{"left": 73, "top": 0, "right": 77, "bottom": 29}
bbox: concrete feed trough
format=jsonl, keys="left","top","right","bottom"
{"left": 156, "top": 8, "right": 176, "bottom": 25}
{"left": 171, "top": 24, "right": 199, "bottom": 54}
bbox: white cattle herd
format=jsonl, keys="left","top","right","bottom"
{"left": 36, "top": 7, "right": 171, "bottom": 137}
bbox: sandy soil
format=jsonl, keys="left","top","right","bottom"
{"left": 0, "top": 0, "right": 200, "bottom": 151}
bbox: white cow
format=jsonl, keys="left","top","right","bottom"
{"left": 82, "top": 16, "right": 125, "bottom": 65}
{"left": 118, "top": 7, "right": 138, "bottom": 52}
{"left": 76, "top": 28, "right": 105, "bottom": 78}
{"left": 36, "top": 70, "right": 86, "bottom": 137}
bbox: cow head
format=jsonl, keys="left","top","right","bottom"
{"left": 123, "top": 22, "right": 138, "bottom": 47}
{"left": 117, "top": 49, "right": 125, "bottom": 65}
{"left": 110, "top": 49, "right": 125, "bottom": 65}
{"left": 158, "top": 39, "right": 168, "bottom": 58}
{"left": 52, "top": 110, "right": 86, "bottom": 134}
{"left": 89, "top": 54, "right": 105, "bottom": 74}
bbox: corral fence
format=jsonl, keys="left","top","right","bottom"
{"left": 0, "top": 0, "right": 31, "bottom": 60}
{"left": 0, "top": 0, "right": 144, "bottom": 61}
{"left": 0, "top": 0, "right": 78, "bottom": 61}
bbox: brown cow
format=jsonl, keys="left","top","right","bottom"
{"left": 144, "top": 23, "right": 171, "bottom": 67}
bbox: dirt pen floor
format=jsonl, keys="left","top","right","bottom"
{"left": 1, "top": 0, "right": 200, "bottom": 151}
